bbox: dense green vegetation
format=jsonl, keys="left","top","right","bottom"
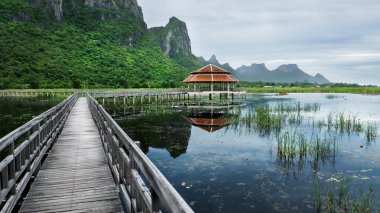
{"left": 0, "top": 0, "right": 188, "bottom": 89}
{"left": 237, "top": 82, "right": 380, "bottom": 94}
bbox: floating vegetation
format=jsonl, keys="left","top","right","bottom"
{"left": 365, "top": 122, "right": 378, "bottom": 142}
{"left": 272, "top": 102, "right": 320, "bottom": 113}
{"left": 277, "top": 91, "right": 288, "bottom": 96}
{"left": 326, "top": 94, "right": 345, "bottom": 99}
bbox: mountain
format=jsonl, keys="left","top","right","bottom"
{"left": 313, "top": 73, "right": 330, "bottom": 84}
{"left": 0, "top": 0, "right": 186, "bottom": 89}
{"left": 199, "top": 55, "right": 237, "bottom": 75}
{"left": 235, "top": 63, "right": 330, "bottom": 84}
{"left": 149, "top": 17, "right": 202, "bottom": 70}
{"left": 236, "top": 63, "right": 271, "bottom": 81}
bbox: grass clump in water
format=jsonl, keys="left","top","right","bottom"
{"left": 313, "top": 177, "right": 375, "bottom": 213}
{"left": 241, "top": 105, "right": 284, "bottom": 135}
{"left": 365, "top": 122, "right": 378, "bottom": 142}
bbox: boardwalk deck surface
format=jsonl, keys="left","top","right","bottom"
{"left": 19, "top": 98, "right": 123, "bottom": 213}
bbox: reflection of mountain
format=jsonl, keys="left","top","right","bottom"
{"left": 184, "top": 108, "right": 237, "bottom": 133}
{"left": 116, "top": 112, "right": 191, "bottom": 158}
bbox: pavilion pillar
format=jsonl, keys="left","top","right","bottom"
{"left": 209, "top": 82, "right": 213, "bottom": 100}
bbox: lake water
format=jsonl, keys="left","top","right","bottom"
{"left": 105, "top": 93, "right": 380, "bottom": 212}
{"left": 0, "top": 96, "right": 66, "bottom": 138}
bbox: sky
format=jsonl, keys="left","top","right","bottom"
{"left": 138, "top": 0, "right": 380, "bottom": 85}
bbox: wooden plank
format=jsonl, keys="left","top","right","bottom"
{"left": 19, "top": 98, "right": 123, "bottom": 213}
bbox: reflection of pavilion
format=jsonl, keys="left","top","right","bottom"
{"left": 184, "top": 108, "right": 238, "bottom": 133}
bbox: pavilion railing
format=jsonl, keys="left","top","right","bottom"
{"left": 187, "top": 88, "right": 246, "bottom": 92}
{"left": 87, "top": 94, "right": 194, "bottom": 213}
{"left": 0, "top": 93, "right": 78, "bottom": 213}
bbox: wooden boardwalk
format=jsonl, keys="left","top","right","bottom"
{"left": 19, "top": 97, "right": 123, "bottom": 213}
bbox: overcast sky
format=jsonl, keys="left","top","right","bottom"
{"left": 139, "top": 0, "right": 380, "bottom": 85}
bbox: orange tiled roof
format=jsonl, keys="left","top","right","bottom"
{"left": 184, "top": 64, "right": 239, "bottom": 83}
{"left": 191, "top": 64, "right": 230, "bottom": 74}
{"left": 183, "top": 74, "right": 238, "bottom": 83}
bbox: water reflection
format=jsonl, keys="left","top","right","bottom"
{"left": 115, "top": 109, "right": 191, "bottom": 158}
{"left": 106, "top": 93, "right": 380, "bottom": 212}
{"left": 0, "top": 96, "right": 65, "bottom": 138}
{"left": 184, "top": 107, "right": 239, "bottom": 133}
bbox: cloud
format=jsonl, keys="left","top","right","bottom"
{"left": 138, "top": 0, "right": 380, "bottom": 85}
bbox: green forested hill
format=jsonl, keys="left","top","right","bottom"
{"left": 0, "top": 0, "right": 187, "bottom": 89}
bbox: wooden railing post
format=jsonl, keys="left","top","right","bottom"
{"left": 9, "top": 141, "right": 16, "bottom": 195}
{"left": 151, "top": 188, "right": 160, "bottom": 212}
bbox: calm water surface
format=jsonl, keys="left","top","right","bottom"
{"left": 106, "top": 93, "right": 380, "bottom": 212}
{"left": 0, "top": 96, "right": 65, "bottom": 138}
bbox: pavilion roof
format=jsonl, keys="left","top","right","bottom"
{"left": 191, "top": 64, "right": 230, "bottom": 74}
{"left": 183, "top": 74, "right": 238, "bottom": 83}
{"left": 183, "top": 64, "right": 239, "bottom": 83}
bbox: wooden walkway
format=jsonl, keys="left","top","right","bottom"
{"left": 19, "top": 97, "right": 123, "bottom": 213}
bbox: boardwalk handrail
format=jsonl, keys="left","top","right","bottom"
{"left": 0, "top": 93, "right": 79, "bottom": 213}
{"left": 87, "top": 94, "right": 194, "bottom": 213}
{"left": 89, "top": 89, "right": 187, "bottom": 98}
{"left": 0, "top": 90, "right": 76, "bottom": 97}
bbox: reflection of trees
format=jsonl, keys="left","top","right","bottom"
{"left": 116, "top": 111, "right": 191, "bottom": 158}
{"left": 0, "top": 97, "right": 63, "bottom": 138}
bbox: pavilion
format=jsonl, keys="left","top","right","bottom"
{"left": 183, "top": 64, "right": 245, "bottom": 100}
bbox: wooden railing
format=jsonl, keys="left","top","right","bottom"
{"left": 89, "top": 89, "right": 188, "bottom": 98}
{"left": 0, "top": 93, "right": 78, "bottom": 213}
{"left": 0, "top": 90, "right": 76, "bottom": 97}
{"left": 87, "top": 94, "right": 194, "bottom": 213}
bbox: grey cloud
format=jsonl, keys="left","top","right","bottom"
{"left": 139, "top": 0, "right": 380, "bottom": 85}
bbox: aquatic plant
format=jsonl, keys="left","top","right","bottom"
{"left": 313, "top": 177, "right": 374, "bottom": 213}
{"left": 321, "top": 112, "right": 363, "bottom": 134}
{"left": 365, "top": 122, "right": 378, "bottom": 142}
{"left": 276, "top": 132, "right": 297, "bottom": 159}
{"left": 272, "top": 102, "right": 320, "bottom": 113}
{"left": 313, "top": 179, "right": 322, "bottom": 213}
{"left": 240, "top": 105, "right": 285, "bottom": 135}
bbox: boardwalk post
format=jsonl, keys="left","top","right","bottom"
{"left": 9, "top": 141, "right": 16, "bottom": 195}
{"left": 151, "top": 188, "right": 160, "bottom": 212}
{"left": 33, "top": 123, "right": 41, "bottom": 176}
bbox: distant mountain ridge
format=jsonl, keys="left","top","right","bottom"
{"left": 201, "top": 55, "right": 330, "bottom": 84}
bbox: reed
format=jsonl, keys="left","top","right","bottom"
{"left": 365, "top": 122, "right": 378, "bottom": 142}
{"left": 312, "top": 177, "right": 375, "bottom": 213}
{"left": 241, "top": 105, "right": 285, "bottom": 135}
